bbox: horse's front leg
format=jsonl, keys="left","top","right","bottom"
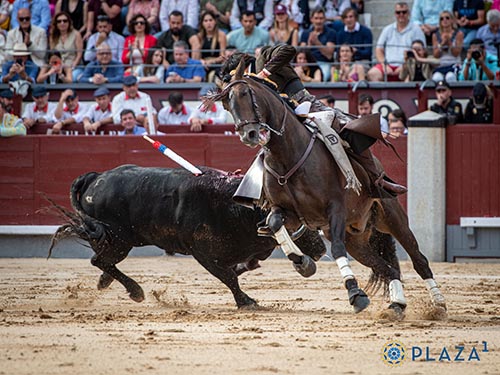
{"left": 328, "top": 204, "right": 370, "bottom": 313}
{"left": 267, "top": 207, "right": 316, "bottom": 277}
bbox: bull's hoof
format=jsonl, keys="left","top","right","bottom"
{"left": 388, "top": 302, "right": 406, "bottom": 320}
{"left": 97, "top": 273, "right": 114, "bottom": 290}
{"left": 293, "top": 255, "right": 316, "bottom": 278}
{"left": 129, "top": 287, "right": 145, "bottom": 303}
{"left": 348, "top": 288, "right": 370, "bottom": 313}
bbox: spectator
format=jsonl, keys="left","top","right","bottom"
{"left": 52, "top": 89, "right": 89, "bottom": 134}
{"left": 0, "top": 0, "right": 10, "bottom": 31}
{"left": 411, "top": 0, "right": 453, "bottom": 44}
{"left": 188, "top": 85, "right": 227, "bottom": 132}
{"left": 277, "top": 0, "right": 311, "bottom": 32}
{"left": 387, "top": 109, "right": 408, "bottom": 138}
{"left": 367, "top": 2, "right": 426, "bottom": 82}
{"left": 430, "top": 80, "right": 463, "bottom": 122}
{"left": 200, "top": 0, "right": 233, "bottom": 32}
{"left": 269, "top": 4, "right": 299, "bottom": 46}
{"left": 118, "top": 108, "right": 147, "bottom": 135}
{"left": 49, "top": 12, "right": 84, "bottom": 80}
{"left": 458, "top": 38, "right": 499, "bottom": 80}
{"left": 230, "top": 0, "right": 274, "bottom": 30}
{"left": 84, "top": 15, "right": 125, "bottom": 63}
{"left": 299, "top": 6, "right": 336, "bottom": 81}
{"left": 82, "top": 87, "right": 114, "bottom": 133}
{"left": 314, "top": 0, "right": 350, "bottom": 31}
{"left": 464, "top": 82, "right": 493, "bottom": 124}
{"left": 121, "top": 14, "right": 157, "bottom": 65}
{"left": 155, "top": 10, "right": 201, "bottom": 64}
{"left": 0, "top": 30, "right": 6, "bottom": 67}
{"left": 125, "top": 0, "right": 160, "bottom": 35}
{"left": 318, "top": 93, "right": 335, "bottom": 108}
{"left": 55, "top": 0, "right": 88, "bottom": 36}
{"left": 36, "top": 50, "right": 73, "bottom": 83}
{"left": 158, "top": 92, "right": 192, "bottom": 125}
{"left": 453, "top": 0, "right": 485, "bottom": 48}
{"left": 111, "top": 75, "right": 157, "bottom": 128}
{"left": 135, "top": 48, "right": 166, "bottom": 83}
{"left": 293, "top": 47, "right": 323, "bottom": 83}
{"left": 227, "top": 11, "right": 270, "bottom": 54}
{"left": 0, "top": 101, "right": 26, "bottom": 137}
{"left": 165, "top": 40, "right": 206, "bottom": 83}
{"left": 431, "top": 11, "right": 463, "bottom": 82}
{"left": 335, "top": 8, "right": 373, "bottom": 65}
{"left": 476, "top": 9, "right": 500, "bottom": 56}
{"left": 2, "top": 43, "right": 39, "bottom": 84}
{"left": 399, "top": 39, "right": 438, "bottom": 81}
{"left": 5, "top": 8, "right": 48, "bottom": 67}
{"left": 79, "top": 43, "right": 124, "bottom": 84}
{"left": 331, "top": 43, "right": 365, "bottom": 82}
{"left": 10, "top": 0, "right": 51, "bottom": 32}
{"left": 0, "top": 89, "right": 14, "bottom": 113}
{"left": 198, "top": 10, "right": 227, "bottom": 81}
{"left": 22, "top": 85, "right": 57, "bottom": 130}
{"left": 86, "top": 0, "right": 123, "bottom": 36}
{"left": 159, "top": 0, "right": 199, "bottom": 31}
{"left": 357, "top": 94, "right": 389, "bottom": 134}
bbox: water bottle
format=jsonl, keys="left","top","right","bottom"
{"left": 49, "top": 73, "right": 56, "bottom": 84}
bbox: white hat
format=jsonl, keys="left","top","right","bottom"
{"left": 11, "top": 42, "right": 31, "bottom": 56}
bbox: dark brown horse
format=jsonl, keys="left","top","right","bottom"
{"left": 213, "top": 61, "right": 446, "bottom": 316}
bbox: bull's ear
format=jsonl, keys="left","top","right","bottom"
{"left": 234, "top": 58, "right": 246, "bottom": 80}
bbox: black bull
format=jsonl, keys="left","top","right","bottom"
{"left": 48, "top": 165, "right": 329, "bottom": 308}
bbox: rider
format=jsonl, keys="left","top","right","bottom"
{"left": 220, "top": 43, "right": 407, "bottom": 196}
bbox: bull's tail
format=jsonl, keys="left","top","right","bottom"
{"left": 47, "top": 172, "right": 109, "bottom": 258}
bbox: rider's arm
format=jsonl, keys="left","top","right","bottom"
{"left": 259, "top": 44, "right": 297, "bottom": 76}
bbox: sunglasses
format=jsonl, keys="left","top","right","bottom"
{"left": 133, "top": 21, "right": 146, "bottom": 25}
{"left": 57, "top": 19, "right": 69, "bottom": 24}
{"left": 440, "top": 16, "right": 451, "bottom": 20}
{"left": 19, "top": 16, "right": 31, "bottom": 22}
{"left": 395, "top": 10, "right": 408, "bottom": 15}
{"left": 436, "top": 89, "right": 447, "bottom": 93}
{"left": 97, "top": 52, "right": 112, "bottom": 55}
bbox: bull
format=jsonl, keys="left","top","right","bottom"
{"left": 48, "top": 165, "right": 327, "bottom": 308}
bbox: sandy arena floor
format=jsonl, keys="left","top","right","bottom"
{"left": 0, "top": 257, "right": 499, "bottom": 375}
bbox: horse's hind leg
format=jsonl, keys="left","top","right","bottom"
{"left": 377, "top": 199, "right": 446, "bottom": 309}
{"left": 267, "top": 207, "right": 317, "bottom": 278}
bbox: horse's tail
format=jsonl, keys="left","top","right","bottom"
{"left": 47, "top": 173, "right": 109, "bottom": 258}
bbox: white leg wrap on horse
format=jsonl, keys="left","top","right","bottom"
{"left": 389, "top": 280, "right": 407, "bottom": 306}
{"left": 275, "top": 226, "right": 304, "bottom": 257}
{"left": 335, "top": 256, "right": 355, "bottom": 281}
{"left": 425, "top": 278, "right": 446, "bottom": 305}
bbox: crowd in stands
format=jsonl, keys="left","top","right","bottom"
{"left": 0, "top": 0, "right": 499, "bottom": 136}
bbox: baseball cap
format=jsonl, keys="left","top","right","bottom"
{"left": 435, "top": 80, "right": 450, "bottom": 91}
{"left": 32, "top": 86, "right": 48, "bottom": 97}
{"left": 93, "top": 87, "right": 110, "bottom": 97}
{"left": 123, "top": 75, "right": 138, "bottom": 86}
{"left": 274, "top": 4, "right": 287, "bottom": 15}
{"left": 0, "top": 89, "right": 14, "bottom": 99}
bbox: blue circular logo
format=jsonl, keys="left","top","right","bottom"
{"left": 382, "top": 341, "right": 407, "bottom": 366}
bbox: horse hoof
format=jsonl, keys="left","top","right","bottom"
{"left": 293, "top": 255, "right": 316, "bottom": 278}
{"left": 238, "top": 300, "right": 258, "bottom": 310}
{"left": 388, "top": 302, "right": 406, "bottom": 319}
{"left": 97, "top": 274, "right": 114, "bottom": 290}
{"left": 129, "top": 288, "right": 145, "bottom": 303}
{"left": 348, "top": 288, "right": 370, "bottom": 313}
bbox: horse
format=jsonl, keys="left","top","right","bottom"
{"left": 210, "top": 60, "right": 446, "bottom": 316}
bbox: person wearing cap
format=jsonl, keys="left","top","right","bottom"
{"left": 5, "top": 7, "right": 48, "bottom": 67}
{"left": 458, "top": 38, "right": 499, "bottom": 81}
{"left": 22, "top": 86, "right": 57, "bottom": 129}
{"left": 157, "top": 92, "right": 192, "bottom": 125}
{"left": 464, "top": 82, "right": 493, "bottom": 124}
{"left": 0, "top": 101, "right": 27, "bottom": 137}
{"left": 165, "top": 40, "right": 206, "bottom": 83}
{"left": 118, "top": 108, "right": 147, "bottom": 135}
{"left": 111, "top": 75, "right": 158, "bottom": 129}
{"left": 1, "top": 42, "right": 39, "bottom": 84}
{"left": 78, "top": 43, "right": 124, "bottom": 84}
{"left": 82, "top": 87, "right": 114, "bottom": 132}
{"left": 430, "top": 80, "right": 463, "bottom": 122}
{"left": 84, "top": 15, "right": 125, "bottom": 63}
{"left": 0, "top": 89, "right": 14, "bottom": 113}
{"left": 269, "top": 4, "right": 299, "bottom": 46}
{"left": 10, "top": 0, "right": 51, "bottom": 32}
{"left": 187, "top": 85, "right": 227, "bottom": 132}
{"left": 52, "top": 89, "right": 89, "bottom": 134}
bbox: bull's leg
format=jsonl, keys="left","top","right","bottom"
{"left": 192, "top": 251, "right": 257, "bottom": 308}
{"left": 91, "top": 252, "right": 145, "bottom": 302}
{"left": 267, "top": 207, "right": 316, "bottom": 278}
{"left": 377, "top": 199, "right": 446, "bottom": 309}
{"left": 328, "top": 203, "right": 370, "bottom": 313}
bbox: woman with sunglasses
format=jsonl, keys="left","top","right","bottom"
{"left": 121, "top": 14, "right": 157, "bottom": 65}
{"left": 55, "top": 0, "right": 89, "bottom": 36}
{"left": 49, "top": 12, "right": 83, "bottom": 80}
{"left": 431, "top": 11, "right": 463, "bottom": 82}
{"left": 125, "top": 0, "right": 160, "bottom": 35}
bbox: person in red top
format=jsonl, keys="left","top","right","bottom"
{"left": 122, "top": 13, "right": 157, "bottom": 65}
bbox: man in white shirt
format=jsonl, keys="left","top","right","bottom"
{"left": 52, "top": 89, "right": 89, "bottom": 134}
{"left": 158, "top": 92, "right": 192, "bottom": 125}
{"left": 82, "top": 87, "right": 114, "bottom": 133}
{"left": 111, "top": 75, "right": 157, "bottom": 129}
{"left": 22, "top": 86, "right": 57, "bottom": 129}
{"left": 188, "top": 86, "right": 227, "bottom": 132}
